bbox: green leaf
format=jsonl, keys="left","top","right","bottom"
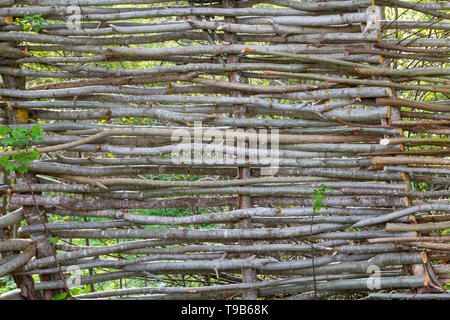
{"left": 31, "top": 136, "right": 43, "bottom": 144}
{"left": 29, "top": 149, "right": 40, "bottom": 160}
{"left": 70, "top": 287, "right": 82, "bottom": 296}
{"left": 15, "top": 139, "right": 27, "bottom": 148}
{"left": 0, "top": 126, "right": 9, "bottom": 136}
{"left": 49, "top": 236, "right": 59, "bottom": 244}
{"left": 11, "top": 127, "right": 26, "bottom": 139}
{"left": 31, "top": 126, "right": 42, "bottom": 133}
{"left": 0, "top": 156, "right": 10, "bottom": 166}
{"left": 17, "top": 166, "right": 27, "bottom": 174}
{"left": 0, "top": 126, "right": 42, "bottom": 174}
{"left": 4, "top": 162, "right": 18, "bottom": 173}
{"left": 22, "top": 16, "right": 33, "bottom": 23}
{"left": 1, "top": 137, "right": 14, "bottom": 147}
{"left": 15, "top": 152, "right": 29, "bottom": 162}
{"left": 51, "top": 292, "right": 68, "bottom": 300}
{"left": 31, "top": 126, "right": 43, "bottom": 135}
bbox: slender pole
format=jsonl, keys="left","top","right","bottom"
{"left": 223, "top": 0, "right": 257, "bottom": 300}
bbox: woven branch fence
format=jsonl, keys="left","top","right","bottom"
{"left": 0, "top": 0, "right": 448, "bottom": 300}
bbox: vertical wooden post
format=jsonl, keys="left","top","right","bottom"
{"left": 223, "top": 0, "right": 257, "bottom": 300}
{"left": 1, "top": 41, "right": 65, "bottom": 300}
{"left": 0, "top": 68, "right": 44, "bottom": 299}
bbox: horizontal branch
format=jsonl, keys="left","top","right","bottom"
{"left": 353, "top": 205, "right": 450, "bottom": 228}
{"left": 0, "top": 244, "right": 35, "bottom": 277}
{"left": 386, "top": 222, "right": 450, "bottom": 233}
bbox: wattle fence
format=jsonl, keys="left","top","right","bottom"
{"left": 0, "top": 0, "right": 448, "bottom": 300}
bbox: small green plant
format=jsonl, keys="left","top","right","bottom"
{"left": 311, "top": 184, "right": 334, "bottom": 215}
{"left": 0, "top": 125, "right": 43, "bottom": 176}
{"left": 69, "top": 286, "right": 90, "bottom": 296}
{"left": 51, "top": 292, "right": 69, "bottom": 300}
{"left": 49, "top": 236, "right": 59, "bottom": 244}
{"left": 0, "top": 276, "right": 17, "bottom": 294}
{"left": 16, "top": 14, "right": 48, "bottom": 33}
{"left": 310, "top": 183, "right": 334, "bottom": 299}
